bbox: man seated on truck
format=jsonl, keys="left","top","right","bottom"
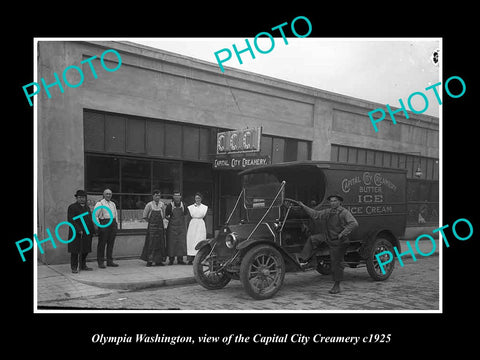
{"left": 297, "top": 194, "right": 358, "bottom": 294}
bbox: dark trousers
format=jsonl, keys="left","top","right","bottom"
{"left": 328, "top": 242, "right": 348, "bottom": 282}
{"left": 71, "top": 252, "right": 88, "bottom": 270}
{"left": 300, "top": 234, "right": 348, "bottom": 282}
{"left": 300, "top": 234, "right": 325, "bottom": 260}
{"left": 97, "top": 220, "right": 117, "bottom": 264}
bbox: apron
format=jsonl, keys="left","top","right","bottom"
{"left": 140, "top": 209, "right": 165, "bottom": 263}
{"left": 166, "top": 204, "right": 187, "bottom": 257}
{"left": 186, "top": 204, "right": 207, "bottom": 256}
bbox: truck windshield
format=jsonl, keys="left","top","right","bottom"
{"left": 243, "top": 172, "right": 283, "bottom": 209}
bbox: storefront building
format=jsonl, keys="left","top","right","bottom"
{"left": 37, "top": 41, "right": 439, "bottom": 264}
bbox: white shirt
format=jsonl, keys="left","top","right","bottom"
{"left": 94, "top": 198, "right": 118, "bottom": 224}
{"left": 143, "top": 200, "right": 165, "bottom": 220}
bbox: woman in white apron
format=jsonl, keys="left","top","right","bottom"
{"left": 186, "top": 192, "right": 208, "bottom": 265}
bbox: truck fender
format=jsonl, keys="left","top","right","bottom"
{"left": 236, "top": 238, "right": 270, "bottom": 250}
{"left": 195, "top": 238, "right": 215, "bottom": 251}
{"left": 360, "top": 229, "right": 400, "bottom": 259}
{"left": 237, "top": 239, "right": 302, "bottom": 270}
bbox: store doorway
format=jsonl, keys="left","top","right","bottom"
{"left": 217, "top": 171, "right": 244, "bottom": 227}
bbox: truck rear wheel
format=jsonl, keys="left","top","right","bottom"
{"left": 240, "top": 244, "right": 285, "bottom": 300}
{"left": 316, "top": 258, "right": 332, "bottom": 275}
{"left": 366, "top": 237, "right": 395, "bottom": 281}
{"left": 193, "top": 245, "right": 231, "bottom": 290}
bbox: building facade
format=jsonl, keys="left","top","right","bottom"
{"left": 36, "top": 41, "right": 439, "bottom": 264}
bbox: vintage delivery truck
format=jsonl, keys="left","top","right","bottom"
{"left": 193, "top": 161, "right": 407, "bottom": 300}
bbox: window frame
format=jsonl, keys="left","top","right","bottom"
{"left": 84, "top": 152, "right": 212, "bottom": 234}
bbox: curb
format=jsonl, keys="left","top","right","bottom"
{"left": 68, "top": 275, "right": 197, "bottom": 291}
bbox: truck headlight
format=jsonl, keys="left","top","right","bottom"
{"left": 225, "top": 232, "right": 238, "bottom": 249}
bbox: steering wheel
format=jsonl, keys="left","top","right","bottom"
{"left": 283, "top": 198, "right": 302, "bottom": 208}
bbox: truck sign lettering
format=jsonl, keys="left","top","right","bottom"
{"left": 342, "top": 172, "right": 397, "bottom": 194}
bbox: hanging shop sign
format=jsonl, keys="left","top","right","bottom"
{"left": 213, "top": 155, "right": 270, "bottom": 170}
{"left": 216, "top": 127, "right": 262, "bottom": 154}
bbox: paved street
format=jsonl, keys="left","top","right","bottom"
{"left": 38, "top": 255, "right": 439, "bottom": 311}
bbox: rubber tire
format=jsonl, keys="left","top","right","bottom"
{"left": 366, "top": 237, "right": 395, "bottom": 281}
{"left": 240, "top": 244, "right": 286, "bottom": 300}
{"left": 193, "top": 245, "right": 231, "bottom": 290}
{"left": 316, "top": 258, "right": 332, "bottom": 275}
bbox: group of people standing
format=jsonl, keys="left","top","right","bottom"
{"left": 140, "top": 190, "right": 208, "bottom": 267}
{"left": 66, "top": 188, "right": 208, "bottom": 273}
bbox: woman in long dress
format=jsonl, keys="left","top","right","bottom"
{"left": 186, "top": 192, "right": 208, "bottom": 265}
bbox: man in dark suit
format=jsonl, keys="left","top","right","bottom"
{"left": 67, "top": 190, "right": 96, "bottom": 273}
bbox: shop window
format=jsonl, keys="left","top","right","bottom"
{"left": 105, "top": 114, "right": 126, "bottom": 153}
{"left": 164, "top": 123, "right": 182, "bottom": 158}
{"left": 119, "top": 194, "right": 151, "bottom": 230}
{"left": 84, "top": 111, "right": 105, "bottom": 151}
{"left": 330, "top": 145, "right": 339, "bottom": 162}
{"left": 284, "top": 139, "right": 298, "bottom": 162}
{"left": 347, "top": 147, "right": 357, "bottom": 164}
{"left": 391, "top": 153, "right": 399, "bottom": 168}
{"left": 417, "top": 157, "right": 426, "bottom": 180}
{"left": 85, "top": 154, "right": 189, "bottom": 232}
{"left": 407, "top": 180, "right": 439, "bottom": 225}
{"left": 426, "top": 158, "right": 434, "bottom": 180}
{"left": 407, "top": 180, "right": 422, "bottom": 201}
{"left": 120, "top": 158, "right": 151, "bottom": 194}
{"left": 83, "top": 110, "right": 217, "bottom": 233}
{"left": 374, "top": 151, "right": 383, "bottom": 167}
{"left": 338, "top": 146, "right": 348, "bottom": 163}
{"left": 199, "top": 128, "right": 210, "bottom": 160}
{"left": 366, "top": 150, "right": 375, "bottom": 165}
{"left": 153, "top": 161, "right": 181, "bottom": 195}
{"left": 126, "top": 118, "right": 145, "bottom": 154}
{"left": 183, "top": 126, "right": 200, "bottom": 160}
{"left": 297, "top": 141, "right": 309, "bottom": 161}
{"left": 398, "top": 154, "right": 406, "bottom": 171}
{"left": 272, "top": 138, "right": 285, "bottom": 163}
{"left": 85, "top": 110, "right": 214, "bottom": 161}
{"left": 405, "top": 156, "right": 414, "bottom": 178}
{"left": 433, "top": 159, "right": 439, "bottom": 180}
{"left": 260, "top": 135, "right": 273, "bottom": 159}
{"left": 85, "top": 155, "right": 120, "bottom": 193}
{"left": 146, "top": 121, "right": 165, "bottom": 156}
{"left": 383, "top": 152, "right": 391, "bottom": 168}
{"left": 357, "top": 148, "right": 366, "bottom": 165}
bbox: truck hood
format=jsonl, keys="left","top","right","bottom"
{"left": 225, "top": 223, "right": 275, "bottom": 242}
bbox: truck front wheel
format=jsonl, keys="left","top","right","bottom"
{"left": 193, "top": 245, "right": 231, "bottom": 290}
{"left": 240, "top": 244, "right": 285, "bottom": 300}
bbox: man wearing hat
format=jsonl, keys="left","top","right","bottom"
{"left": 67, "top": 190, "right": 96, "bottom": 273}
{"left": 298, "top": 194, "right": 358, "bottom": 294}
{"left": 165, "top": 191, "right": 188, "bottom": 265}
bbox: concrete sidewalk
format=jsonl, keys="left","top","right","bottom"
{"left": 37, "top": 259, "right": 196, "bottom": 303}
{"left": 36, "top": 238, "right": 440, "bottom": 304}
